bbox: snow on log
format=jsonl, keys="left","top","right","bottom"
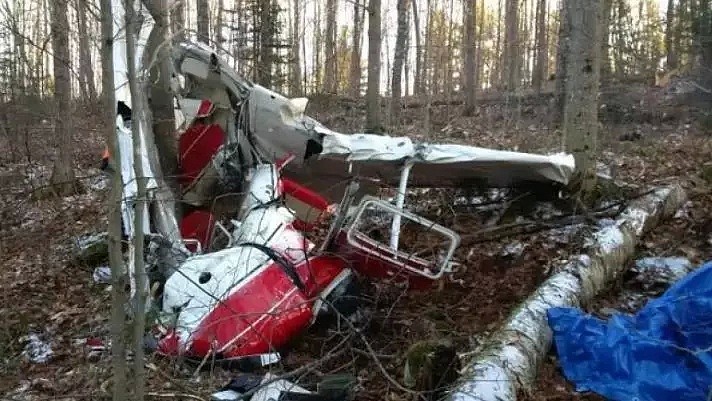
{"left": 448, "top": 185, "right": 687, "bottom": 401}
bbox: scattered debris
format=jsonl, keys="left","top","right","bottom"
{"left": 92, "top": 265, "right": 111, "bottom": 284}
{"left": 21, "top": 333, "right": 53, "bottom": 364}
{"left": 73, "top": 232, "right": 108, "bottom": 266}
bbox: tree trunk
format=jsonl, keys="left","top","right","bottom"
{"left": 562, "top": 0, "right": 601, "bottom": 199}
{"left": 532, "top": 0, "right": 547, "bottom": 91}
{"left": 123, "top": 0, "right": 147, "bottom": 397}
{"left": 170, "top": 0, "right": 185, "bottom": 41}
{"left": 503, "top": 0, "right": 520, "bottom": 92}
{"left": 291, "top": 0, "right": 303, "bottom": 95}
{"left": 349, "top": 0, "right": 363, "bottom": 97}
{"left": 258, "top": 0, "right": 274, "bottom": 87}
{"left": 614, "top": 0, "right": 626, "bottom": 78}
{"left": 76, "top": 0, "right": 97, "bottom": 101}
{"left": 391, "top": 0, "right": 409, "bottom": 120}
{"left": 142, "top": 0, "right": 179, "bottom": 211}
{"left": 463, "top": 0, "right": 476, "bottom": 115}
{"left": 197, "top": 0, "right": 210, "bottom": 44}
{"left": 600, "top": 0, "right": 612, "bottom": 77}
{"left": 324, "top": 0, "right": 337, "bottom": 93}
{"left": 492, "top": 0, "right": 502, "bottom": 87}
{"left": 214, "top": 0, "right": 224, "bottom": 48}
{"left": 444, "top": 0, "right": 455, "bottom": 97}
{"left": 412, "top": 0, "right": 423, "bottom": 95}
{"left": 50, "top": 0, "right": 79, "bottom": 195}
{"left": 366, "top": 0, "right": 382, "bottom": 133}
{"left": 555, "top": 0, "right": 569, "bottom": 120}
{"left": 100, "top": 0, "right": 128, "bottom": 399}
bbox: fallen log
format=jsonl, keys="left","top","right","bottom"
{"left": 447, "top": 185, "right": 686, "bottom": 401}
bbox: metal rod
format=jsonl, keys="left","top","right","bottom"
{"left": 390, "top": 161, "right": 414, "bottom": 251}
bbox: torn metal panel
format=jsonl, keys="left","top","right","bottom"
{"left": 318, "top": 132, "right": 576, "bottom": 187}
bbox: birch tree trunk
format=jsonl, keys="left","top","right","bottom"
{"left": 366, "top": 0, "right": 382, "bottom": 133}
{"left": 463, "top": 0, "right": 476, "bottom": 115}
{"left": 50, "top": 0, "right": 79, "bottom": 196}
{"left": 124, "top": 1, "right": 147, "bottom": 399}
{"left": 391, "top": 0, "right": 409, "bottom": 120}
{"left": 100, "top": 0, "right": 128, "bottom": 399}
{"left": 324, "top": 0, "right": 337, "bottom": 93}
{"left": 563, "top": 0, "right": 602, "bottom": 199}
{"left": 197, "top": 0, "right": 210, "bottom": 44}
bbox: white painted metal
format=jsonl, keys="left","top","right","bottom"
{"left": 390, "top": 161, "right": 414, "bottom": 251}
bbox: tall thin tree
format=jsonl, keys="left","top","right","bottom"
{"left": 562, "top": 0, "right": 602, "bottom": 199}
{"left": 463, "top": 0, "right": 476, "bottom": 115}
{"left": 391, "top": 0, "right": 409, "bottom": 120}
{"left": 349, "top": 0, "right": 363, "bottom": 96}
{"left": 366, "top": 0, "right": 382, "bottom": 132}
{"left": 50, "top": 0, "right": 79, "bottom": 195}
{"left": 324, "top": 0, "right": 337, "bottom": 93}
{"left": 100, "top": 0, "right": 128, "bottom": 399}
{"left": 197, "top": 0, "right": 210, "bottom": 43}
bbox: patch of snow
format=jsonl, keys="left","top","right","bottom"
{"left": 93, "top": 266, "right": 112, "bottom": 284}
{"left": 588, "top": 225, "right": 625, "bottom": 253}
{"left": 501, "top": 242, "right": 525, "bottom": 258}
{"left": 21, "top": 333, "right": 53, "bottom": 364}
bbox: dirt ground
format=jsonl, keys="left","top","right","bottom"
{"left": 0, "top": 83, "right": 710, "bottom": 400}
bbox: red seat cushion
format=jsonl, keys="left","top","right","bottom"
{"left": 178, "top": 123, "right": 225, "bottom": 187}
{"left": 179, "top": 210, "right": 215, "bottom": 253}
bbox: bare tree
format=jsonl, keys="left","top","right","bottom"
{"left": 214, "top": 0, "right": 224, "bottom": 48}
{"left": 76, "top": 0, "right": 97, "bottom": 102}
{"left": 391, "top": 0, "right": 409, "bottom": 119}
{"left": 290, "top": 0, "right": 303, "bottom": 95}
{"left": 49, "top": 0, "right": 79, "bottom": 195}
{"left": 463, "top": 0, "right": 476, "bottom": 115}
{"left": 349, "top": 0, "right": 363, "bottom": 97}
{"left": 197, "top": 0, "right": 210, "bottom": 43}
{"left": 170, "top": 0, "right": 185, "bottom": 41}
{"left": 100, "top": 0, "right": 128, "bottom": 399}
{"left": 600, "top": 0, "right": 612, "bottom": 76}
{"left": 532, "top": 0, "right": 548, "bottom": 91}
{"left": 324, "top": 0, "right": 337, "bottom": 93}
{"left": 412, "top": 0, "right": 423, "bottom": 95}
{"left": 665, "top": 0, "right": 677, "bottom": 68}
{"left": 562, "top": 0, "right": 602, "bottom": 199}
{"left": 503, "top": 0, "right": 520, "bottom": 91}
{"left": 366, "top": 0, "right": 382, "bottom": 132}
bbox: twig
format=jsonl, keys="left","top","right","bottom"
{"left": 147, "top": 392, "right": 207, "bottom": 401}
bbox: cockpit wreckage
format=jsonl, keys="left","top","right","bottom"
{"left": 110, "top": 3, "right": 575, "bottom": 365}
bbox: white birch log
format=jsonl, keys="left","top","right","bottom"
{"left": 448, "top": 185, "right": 687, "bottom": 401}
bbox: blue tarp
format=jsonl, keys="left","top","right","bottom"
{"left": 548, "top": 261, "right": 712, "bottom": 401}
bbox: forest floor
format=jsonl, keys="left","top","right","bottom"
{"left": 0, "top": 80, "right": 710, "bottom": 401}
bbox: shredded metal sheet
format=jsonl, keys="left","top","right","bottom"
{"left": 318, "top": 132, "right": 576, "bottom": 187}
{"left": 448, "top": 185, "right": 686, "bottom": 401}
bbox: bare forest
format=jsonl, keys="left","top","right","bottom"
{"left": 0, "top": 0, "right": 711, "bottom": 401}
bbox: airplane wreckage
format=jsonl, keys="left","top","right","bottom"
{"left": 109, "top": 3, "right": 576, "bottom": 365}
